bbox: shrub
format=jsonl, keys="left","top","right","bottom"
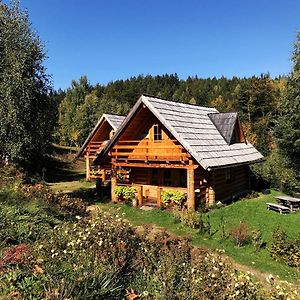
{"left": 251, "top": 229, "right": 265, "bottom": 252}
{"left": 270, "top": 227, "right": 300, "bottom": 267}
{"left": 251, "top": 150, "right": 299, "bottom": 194}
{"left": 0, "top": 208, "right": 296, "bottom": 299}
{"left": 113, "top": 186, "right": 136, "bottom": 202}
{"left": 171, "top": 207, "right": 214, "bottom": 235}
{"left": 230, "top": 221, "right": 251, "bottom": 247}
{"left": 161, "top": 190, "right": 185, "bottom": 207}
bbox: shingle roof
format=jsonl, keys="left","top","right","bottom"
{"left": 96, "top": 95, "right": 264, "bottom": 170}
{"left": 104, "top": 114, "right": 126, "bottom": 130}
{"left": 208, "top": 112, "right": 238, "bottom": 145}
{"left": 76, "top": 113, "right": 125, "bottom": 158}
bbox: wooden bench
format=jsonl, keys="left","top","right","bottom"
{"left": 266, "top": 202, "right": 290, "bottom": 214}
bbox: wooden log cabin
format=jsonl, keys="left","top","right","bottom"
{"left": 77, "top": 113, "right": 125, "bottom": 181}
{"left": 94, "top": 95, "right": 264, "bottom": 209}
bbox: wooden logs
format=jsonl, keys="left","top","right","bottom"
{"left": 187, "top": 164, "right": 195, "bottom": 210}
{"left": 85, "top": 154, "right": 90, "bottom": 181}
{"left": 111, "top": 165, "right": 117, "bottom": 202}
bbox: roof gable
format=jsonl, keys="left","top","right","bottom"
{"left": 76, "top": 113, "right": 125, "bottom": 158}
{"left": 95, "top": 95, "right": 264, "bottom": 169}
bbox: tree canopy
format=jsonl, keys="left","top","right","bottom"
{"left": 275, "top": 31, "right": 300, "bottom": 172}
{"left": 0, "top": 0, "right": 55, "bottom": 169}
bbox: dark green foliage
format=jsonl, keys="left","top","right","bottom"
{"left": 0, "top": 1, "right": 56, "bottom": 169}
{"left": 275, "top": 32, "right": 300, "bottom": 173}
{"left": 56, "top": 74, "right": 284, "bottom": 153}
{"left": 251, "top": 150, "right": 299, "bottom": 193}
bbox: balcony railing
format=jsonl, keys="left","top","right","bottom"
{"left": 86, "top": 141, "right": 106, "bottom": 157}
{"left": 110, "top": 140, "right": 189, "bottom": 162}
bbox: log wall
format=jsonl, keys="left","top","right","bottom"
{"left": 212, "top": 165, "right": 250, "bottom": 202}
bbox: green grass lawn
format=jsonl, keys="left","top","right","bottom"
{"left": 97, "top": 191, "right": 300, "bottom": 283}
{"left": 48, "top": 180, "right": 95, "bottom": 193}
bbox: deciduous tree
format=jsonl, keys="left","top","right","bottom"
{"left": 0, "top": 0, "right": 55, "bottom": 169}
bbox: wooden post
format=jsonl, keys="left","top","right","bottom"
{"left": 208, "top": 187, "right": 215, "bottom": 206}
{"left": 101, "top": 169, "right": 106, "bottom": 182}
{"left": 111, "top": 164, "right": 117, "bottom": 202}
{"left": 157, "top": 187, "right": 162, "bottom": 207}
{"left": 136, "top": 185, "right": 143, "bottom": 207}
{"left": 187, "top": 163, "right": 195, "bottom": 210}
{"left": 85, "top": 153, "right": 90, "bottom": 181}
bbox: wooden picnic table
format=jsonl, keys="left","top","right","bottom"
{"left": 275, "top": 195, "right": 300, "bottom": 212}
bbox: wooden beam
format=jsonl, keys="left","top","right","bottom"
{"left": 157, "top": 187, "right": 162, "bottom": 207}
{"left": 111, "top": 163, "right": 117, "bottom": 202}
{"left": 208, "top": 187, "right": 215, "bottom": 206}
{"left": 187, "top": 161, "right": 195, "bottom": 210}
{"left": 114, "top": 162, "right": 198, "bottom": 169}
{"left": 135, "top": 185, "right": 143, "bottom": 207}
{"left": 85, "top": 153, "right": 90, "bottom": 181}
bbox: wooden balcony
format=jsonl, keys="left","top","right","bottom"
{"left": 110, "top": 140, "right": 189, "bottom": 163}
{"left": 86, "top": 141, "right": 106, "bottom": 158}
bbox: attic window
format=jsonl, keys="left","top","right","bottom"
{"left": 153, "top": 124, "right": 162, "bottom": 141}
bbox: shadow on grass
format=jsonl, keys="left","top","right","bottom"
{"left": 66, "top": 186, "right": 111, "bottom": 205}
{"left": 43, "top": 155, "right": 85, "bottom": 183}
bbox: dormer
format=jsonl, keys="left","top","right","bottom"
{"left": 208, "top": 112, "right": 246, "bottom": 145}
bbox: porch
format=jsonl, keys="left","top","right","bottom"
{"left": 111, "top": 166, "right": 214, "bottom": 209}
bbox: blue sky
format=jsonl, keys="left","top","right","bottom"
{"left": 17, "top": 0, "right": 300, "bottom": 90}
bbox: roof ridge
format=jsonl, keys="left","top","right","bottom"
{"left": 141, "top": 94, "right": 218, "bottom": 111}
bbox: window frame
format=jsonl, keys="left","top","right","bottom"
{"left": 153, "top": 124, "right": 162, "bottom": 142}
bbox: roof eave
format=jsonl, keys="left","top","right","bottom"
{"left": 206, "top": 157, "right": 265, "bottom": 171}
{"left": 76, "top": 115, "right": 106, "bottom": 158}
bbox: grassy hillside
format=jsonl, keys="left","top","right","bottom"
{"left": 98, "top": 191, "right": 300, "bottom": 283}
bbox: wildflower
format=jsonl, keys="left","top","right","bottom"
{"left": 75, "top": 216, "right": 81, "bottom": 220}
{"left": 34, "top": 265, "right": 44, "bottom": 274}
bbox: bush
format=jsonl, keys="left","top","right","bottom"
{"left": 161, "top": 190, "right": 185, "bottom": 207}
{"left": 270, "top": 227, "right": 300, "bottom": 267}
{"left": 113, "top": 186, "right": 136, "bottom": 202}
{"left": 171, "top": 207, "right": 216, "bottom": 236}
{"left": 0, "top": 208, "right": 296, "bottom": 299}
{"left": 251, "top": 229, "right": 265, "bottom": 252}
{"left": 251, "top": 150, "right": 299, "bottom": 194}
{"left": 230, "top": 221, "right": 251, "bottom": 247}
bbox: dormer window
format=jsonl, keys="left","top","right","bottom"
{"left": 153, "top": 124, "right": 162, "bottom": 141}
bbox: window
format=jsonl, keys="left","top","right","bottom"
{"left": 163, "top": 170, "right": 172, "bottom": 186}
{"left": 153, "top": 124, "right": 162, "bottom": 141}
